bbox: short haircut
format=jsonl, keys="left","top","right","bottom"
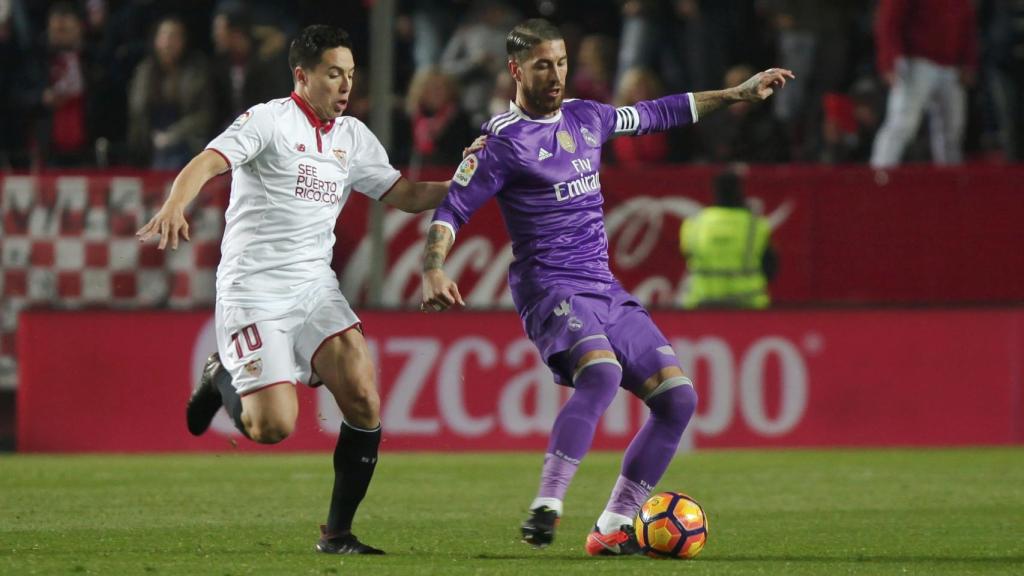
{"left": 48, "top": 1, "right": 80, "bottom": 19}
{"left": 219, "top": 8, "right": 252, "bottom": 37}
{"left": 288, "top": 25, "right": 353, "bottom": 72}
{"left": 506, "top": 18, "right": 562, "bottom": 62}
{"left": 713, "top": 170, "right": 745, "bottom": 208}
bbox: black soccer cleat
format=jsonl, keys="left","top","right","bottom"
{"left": 315, "top": 526, "right": 385, "bottom": 555}
{"left": 185, "top": 352, "right": 224, "bottom": 436}
{"left": 521, "top": 506, "right": 560, "bottom": 548}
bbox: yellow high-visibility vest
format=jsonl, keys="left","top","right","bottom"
{"left": 680, "top": 207, "right": 771, "bottom": 309}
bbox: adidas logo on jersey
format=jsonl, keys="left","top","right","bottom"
{"left": 538, "top": 148, "right": 553, "bottom": 161}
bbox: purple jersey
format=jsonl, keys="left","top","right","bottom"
{"left": 432, "top": 94, "right": 697, "bottom": 312}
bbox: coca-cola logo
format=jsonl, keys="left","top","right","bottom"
{"left": 339, "top": 196, "right": 793, "bottom": 308}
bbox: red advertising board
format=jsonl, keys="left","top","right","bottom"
{"left": 17, "top": 309, "right": 1024, "bottom": 452}
{"left": 4, "top": 166, "right": 1024, "bottom": 391}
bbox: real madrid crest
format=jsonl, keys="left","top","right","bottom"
{"left": 581, "top": 126, "right": 599, "bottom": 147}
{"left": 556, "top": 130, "right": 576, "bottom": 153}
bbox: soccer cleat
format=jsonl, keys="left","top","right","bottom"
{"left": 521, "top": 506, "right": 560, "bottom": 548}
{"left": 585, "top": 524, "right": 642, "bottom": 556}
{"left": 185, "top": 353, "right": 224, "bottom": 436}
{"left": 315, "top": 525, "right": 385, "bottom": 555}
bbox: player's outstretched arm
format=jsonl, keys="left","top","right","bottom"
{"left": 692, "top": 67, "right": 795, "bottom": 118}
{"left": 136, "top": 149, "right": 228, "bottom": 250}
{"left": 380, "top": 135, "right": 487, "bottom": 213}
{"left": 420, "top": 223, "right": 465, "bottom": 312}
{"left": 382, "top": 179, "right": 452, "bottom": 213}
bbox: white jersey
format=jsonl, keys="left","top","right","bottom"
{"left": 207, "top": 93, "right": 400, "bottom": 309}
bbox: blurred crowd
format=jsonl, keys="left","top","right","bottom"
{"left": 1, "top": 0, "right": 1021, "bottom": 171}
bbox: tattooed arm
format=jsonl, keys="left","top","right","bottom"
{"left": 693, "top": 67, "right": 795, "bottom": 118}
{"left": 420, "top": 223, "right": 464, "bottom": 312}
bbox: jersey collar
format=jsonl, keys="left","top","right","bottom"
{"left": 290, "top": 91, "right": 336, "bottom": 133}
{"left": 509, "top": 100, "right": 562, "bottom": 124}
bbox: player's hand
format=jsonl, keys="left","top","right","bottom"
{"left": 421, "top": 269, "right": 465, "bottom": 312}
{"left": 463, "top": 135, "right": 487, "bottom": 158}
{"left": 136, "top": 203, "right": 190, "bottom": 250}
{"left": 736, "top": 68, "right": 795, "bottom": 102}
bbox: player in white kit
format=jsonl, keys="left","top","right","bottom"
{"left": 137, "top": 25, "right": 467, "bottom": 555}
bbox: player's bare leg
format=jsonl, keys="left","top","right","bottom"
{"left": 238, "top": 383, "right": 298, "bottom": 443}
{"left": 313, "top": 328, "right": 385, "bottom": 555}
{"left": 186, "top": 354, "right": 298, "bottom": 443}
{"left": 586, "top": 365, "right": 696, "bottom": 556}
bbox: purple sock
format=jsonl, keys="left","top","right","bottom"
{"left": 604, "top": 475, "right": 651, "bottom": 518}
{"left": 535, "top": 361, "right": 622, "bottom": 501}
{"left": 610, "top": 381, "right": 697, "bottom": 514}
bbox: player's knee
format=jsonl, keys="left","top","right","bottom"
{"left": 571, "top": 355, "right": 623, "bottom": 417}
{"left": 647, "top": 378, "right": 697, "bottom": 428}
{"left": 343, "top": 384, "right": 380, "bottom": 427}
{"left": 248, "top": 415, "right": 295, "bottom": 444}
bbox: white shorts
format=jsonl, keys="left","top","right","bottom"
{"left": 215, "top": 283, "right": 360, "bottom": 396}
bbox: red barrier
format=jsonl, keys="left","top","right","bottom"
{"left": 17, "top": 309, "right": 1024, "bottom": 452}
{"left": 4, "top": 167, "right": 1024, "bottom": 391}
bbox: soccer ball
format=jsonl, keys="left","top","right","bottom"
{"left": 634, "top": 491, "right": 709, "bottom": 559}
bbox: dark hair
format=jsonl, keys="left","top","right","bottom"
{"left": 48, "top": 1, "right": 80, "bottom": 19}
{"left": 288, "top": 25, "right": 352, "bottom": 71}
{"left": 506, "top": 18, "right": 562, "bottom": 61}
{"left": 713, "top": 170, "right": 745, "bottom": 208}
{"left": 218, "top": 7, "right": 252, "bottom": 37}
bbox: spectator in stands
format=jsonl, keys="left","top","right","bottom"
{"left": 820, "top": 77, "right": 884, "bottom": 163}
{"left": 870, "top": 0, "right": 978, "bottom": 168}
{"left": 20, "top": 2, "right": 93, "bottom": 167}
{"left": 0, "top": 0, "right": 33, "bottom": 168}
{"left": 765, "top": 0, "right": 861, "bottom": 161}
{"left": 570, "top": 34, "right": 614, "bottom": 103}
{"left": 611, "top": 68, "right": 669, "bottom": 166}
{"left": 983, "top": 0, "right": 1024, "bottom": 162}
{"left": 680, "top": 168, "right": 777, "bottom": 309}
{"left": 440, "top": 0, "right": 519, "bottom": 127}
{"left": 614, "top": 1, "right": 679, "bottom": 93}
{"left": 405, "top": 68, "right": 473, "bottom": 166}
{"left": 85, "top": 0, "right": 167, "bottom": 165}
{"left": 398, "top": 0, "right": 455, "bottom": 73}
{"left": 697, "top": 65, "right": 790, "bottom": 163}
{"left": 210, "top": 6, "right": 291, "bottom": 128}
{"left": 486, "top": 67, "right": 516, "bottom": 118}
{"left": 127, "top": 16, "right": 213, "bottom": 169}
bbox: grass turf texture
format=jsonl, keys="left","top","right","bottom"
{"left": 1, "top": 448, "right": 1022, "bottom": 575}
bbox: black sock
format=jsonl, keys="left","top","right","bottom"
{"left": 213, "top": 367, "right": 250, "bottom": 439}
{"left": 326, "top": 421, "right": 381, "bottom": 535}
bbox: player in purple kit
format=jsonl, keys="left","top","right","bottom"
{"left": 420, "top": 19, "right": 792, "bottom": 555}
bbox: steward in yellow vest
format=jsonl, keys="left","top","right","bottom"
{"left": 680, "top": 170, "right": 777, "bottom": 309}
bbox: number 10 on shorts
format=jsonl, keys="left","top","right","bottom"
{"left": 231, "top": 325, "right": 263, "bottom": 358}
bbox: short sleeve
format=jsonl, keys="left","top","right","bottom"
{"left": 349, "top": 120, "right": 402, "bottom": 200}
{"left": 206, "top": 104, "right": 275, "bottom": 167}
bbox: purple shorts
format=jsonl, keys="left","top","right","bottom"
{"left": 520, "top": 283, "right": 682, "bottom": 392}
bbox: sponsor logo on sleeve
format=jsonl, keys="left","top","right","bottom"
{"left": 230, "top": 110, "right": 252, "bottom": 129}
{"left": 453, "top": 154, "right": 479, "bottom": 186}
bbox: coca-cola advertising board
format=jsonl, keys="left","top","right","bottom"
{"left": 17, "top": 309, "right": 1024, "bottom": 452}
{"left": 4, "top": 166, "right": 1023, "bottom": 391}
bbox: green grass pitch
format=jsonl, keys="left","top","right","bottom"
{"left": 1, "top": 448, "right": 1022, "bottom": 575}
